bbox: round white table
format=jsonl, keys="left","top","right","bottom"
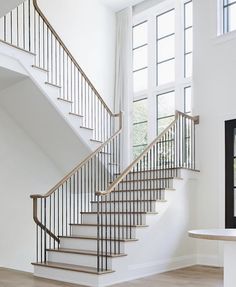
{"left": 189, "top": 229, "right": 236, "bottom": 287}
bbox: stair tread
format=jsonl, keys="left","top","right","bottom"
{"left": 81, "top": 211, "right": 158, "bottom": 214}
{"left": 70, "top": 223, "right": 149, "bottom": 228}
{"left": 111, "top": 177, "right": 183, "bottom": 183}
{"left": 59, "top": 235, "right": 138, "bottom": 242}
{"left": 46, "top": 248, "right": 127, "bottom": 257}
{"left": 109, "top": 188, "right": 175, "bottom": 192}
{"left": 32, "top": 261, "right": 114, "bottom": 275}
{"left": 91, "top": 199, "right": 167, "bottom": 203}
{"left": 114, "top": 167, "right": 194, "bottom": 176}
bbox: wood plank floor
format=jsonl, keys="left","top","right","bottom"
{"left": 0, "top": 265, "right": 223, "bottom": 287}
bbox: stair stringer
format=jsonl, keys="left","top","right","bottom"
{"left": 0, "top": 41, "right": 111, "bottom": 172}
{"left": 33, "top": 169, "right": 199, "bottom": 287}
{"left": 0, "top": 40, "right": 103, "bottom": 151}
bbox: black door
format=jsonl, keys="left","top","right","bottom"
{"left": 225, "top": 119, "right": 236, "bottom": 228}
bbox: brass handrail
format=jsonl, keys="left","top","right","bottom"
{"left": 32, "top": 0, "right": 114, "bottom": 116}
{"left": 30, "top": 112, "right": 122, "bottom": 200}
{"left": 96, "top": 110, "right": 199, "bottom": 196}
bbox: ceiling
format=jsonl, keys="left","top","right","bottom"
{"left": 101, "top": 0, "right": 145, "bottom": 11}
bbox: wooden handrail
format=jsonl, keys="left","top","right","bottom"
{"left": 96, "top": 110, "right": 199, "bottom": 196}
{"left": 32, "top": 0, "right": 114, "bottom": 116}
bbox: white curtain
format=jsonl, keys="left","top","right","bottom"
{"left": 114, "top": 7, "right": 133, "bottom": 167}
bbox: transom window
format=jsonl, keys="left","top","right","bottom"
{"left": 132, "top": 0, "right": 193, "bottom": 158}
{"left": 223, "top": 0, "right": 236, "bottom": 33}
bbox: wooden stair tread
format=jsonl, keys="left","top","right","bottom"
{"left": 81, "top": 211, "right": 158, "bottom": 215}
{"left": 69, "top": 223, "right": 149, "bottom": 228}
{"left": 90, "top": 199, "right": 167, "bottom": 203}
{"left": 32, "top": 261, "right": 114, "bottom": 275}
{"left": 46, "top": 248, "right": 127, "bottom": 258}
{"left": 110, "top": 177, "right": 183, "bottom": 184}
{"left": 109, "top": 188, "right": 175, "bottom": 193}
{"left": 59, "top": 235, "right": 138, "bottom": 242}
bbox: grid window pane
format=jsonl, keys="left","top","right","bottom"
{"left": 133, "top": 122, "right": 148, "bottom": 146}
{"left": 228, "top": 4, "right": 236, "bottom": 32}
{"left": 234, "top": 129, "right": 236, "bottom": 156}
{"left": 133, "top": 145, "right": 146, "bottom": 159}
{"left": 184, "top": 86, "right": 192, "bottom": 113}
{"left": 133, "top": 99, "right": 148, "bottom": 124}
{"left": 234, "top": 158, "right": 236, "bottom": 187}
{"left": 133, "top": 45, "right": 148, "bottom": 71}
{"left": 185, "top": 53, "right": 192, "bottom": 78}
{"left": 224, "top": 0, "right": 236, "bottom": 5}
{"left": 133, "top": 68, "right": 148, "bottom": 92}
{"left": 157, "top": 116, "right": 175, "bottom": 134}
{"left": 157, "top": 59, "right": 175, "bottom": 85}
{"left": 133, "top": 22, "right": 148, "bottom": 48}
{"left": 157, "top": 91, "right": 175, "bottom": 119}
{"left": 157, "top": 35, "right": 175, "bottom": 62}
{"left": 185, "top": 1, "right": 193, "bottom": 28}
{"left": 157, "top": 10, "right": 175, "bottom": 39}
{"left": 185, "top": 28, "right": 193, "bottom": 53}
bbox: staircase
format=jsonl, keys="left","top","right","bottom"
{"left": 0, "top": 1, "right": 200, "bottom": 287}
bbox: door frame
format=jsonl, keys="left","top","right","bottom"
{"left": 225, "top": 119, "right": 236, "bottom": 228}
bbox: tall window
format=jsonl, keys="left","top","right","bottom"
{"left": 133, "top": 99, "right": 148, "bottom": 159}
{"left": 223, "top": 0, "right": 236, "bottom": 33}
{"left": 184, "top": 1, "right": 193, "bottom": 78}
{"left": 157, "top": 91, "right": 175, "bottom": 134}
{"left": 184, "top": 86, "right": 192, "bottom": 114}
{"left": 133, "top": 21, "right": 148, "bottom": 93}
{"left": 132, "top": 0, "right": 193, "bottom": 158}
{"left": 156, "top": 9, "right": 175, "bottom": 86}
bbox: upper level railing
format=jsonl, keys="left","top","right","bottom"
{"left": 0, "top": 0, "right": 115, "bottom": 142}
{"left": 30, "top": 112, "right": 122, "bottom": 264}
{"left": 96, "top": 111, "right": 199, "bottom": 271}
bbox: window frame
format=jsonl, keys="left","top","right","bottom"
{"left": 132, "top": 0, "right": 193, "bottom": 159}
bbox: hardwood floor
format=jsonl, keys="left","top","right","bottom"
{"left": 0, "top": 265, "right": 223, "bottom": 287}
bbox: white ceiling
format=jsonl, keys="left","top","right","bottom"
{"left": 101, "top": 0, "right": 145, "bottom": 11}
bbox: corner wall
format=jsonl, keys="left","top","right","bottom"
{"left": 193, "top": 0, "right": 236, "bottom": 266}
{"left": 0, "top": 105, "right": 63, "bottom": 272}
{"left": 37, "top": 0, "right": 116, "bottom": 111}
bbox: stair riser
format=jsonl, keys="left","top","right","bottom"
{"left": 91, "top": 202, "right": 156, "bottom": 213}
{"left": 82, "top": 213, "right": 147, "bottom": 226}
{"left": 71, "top": 225, "right": 136, "bottom": 238}
{"left": 106, "top": 190, "right": 165, "bottom": 201}
{"left": 113, "top": 179, "right": 174, "bottom": 191}
{"left": 33, "top": 266, "right": 100, "bottom": 287}
{"left": 115, "top": 170, "right": 180, "bottom": 181}
{"left": 48, "top": 251, "right": 112, "bottom": 269}
{"left": 60, "top": 238, "right": 125, "bottom": 253}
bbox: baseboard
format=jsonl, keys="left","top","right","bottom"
{"left": 106, "top": 255, "right": 197, "bottom": 286}
{"left": 196, "top": 254, "right": 222, "bottom": 267}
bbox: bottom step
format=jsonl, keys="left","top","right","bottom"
{"left": 32, "top": 261, "right": 114, "bottom": 275}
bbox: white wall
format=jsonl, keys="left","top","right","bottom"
{"left": 37, "top": 0, "right": 116, "bottom": 111}
{"left": 193, "top": 0, "right": 236, "bottom": 266}
{"left": 0, "top": 0, "right": 25, "bottom": 17}
{"left": 0, "top": 105, "right": 63, "bottom": 272}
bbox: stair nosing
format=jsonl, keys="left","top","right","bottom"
{"left": 31, "top": 65, "right": 48, "bottom": 72}
{"left": 32, "top": 261, "right": 114, "bottom": 275}
{"left": 45, "top": 81, "right": 61, "bottom": 89}
{"left": 90, "top": 199, "right": 167, "bottom": 203}
{"left": 81, "top": 211, "right": 158, "bottom": 215}
{"left": 69, "top": 112, "right": 84, "bottom": 118}
{"left": 59, "top": 235, "right": 139, "bottom": 242}
{"left": 46, "top": 248, "right": 127, "bottom": 258}
{"left": 69, "top": 223, "right": 149, "bottom": 228}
